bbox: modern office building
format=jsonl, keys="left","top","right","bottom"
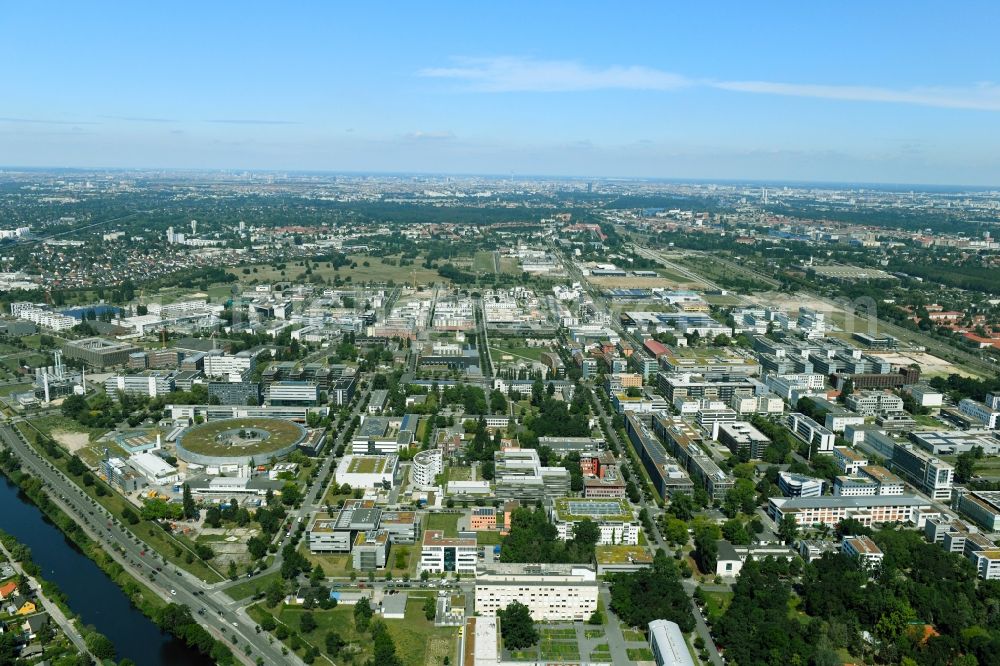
{"left": 716, "top": 421, "right": 771, "bottom": 459}
{"left": 550, "top": 498, "right": 639, "bottom": 545}
{"left": 208, "top": 381, "right": 261, "bottom": 406}
{"left": 307, "top": 503, "right": 382, "bottom": 553}
{"left": 410, "top": 448, "right": 443, "bottom": 486}
{"left": 352, "top": 531, "right": 390, "bottom": 570}
{"left": 474, "top": 564, "right": 599, "bottom": 621}
{"left": 333, "top": 455, "right": 398, "bottom": 489}
{"left": 953, "top": 488, "right": 1000, "bottom": 532}
{"left": 104, "top": 371, "right": 175, "bottom": 398}
{"left": 786, "top": 412, "right": 836, "bottom": 453}
{"left": 891, "top": 444, "right": 954, "bottom": 500}
{"left": 63, "top": 337, "right": 139, "bottom": 367}
{"left": 624, "top": 412, "right": 694, "bottom": 498}
{"left": 493, "top": 448, "right": 570, "bottom": 501}
{"left": 420, "top": 530, "right": 477, "bottom": 575}
{"left": 267, "top": 381, "right": 319, "bottom": 406}
{"left": 778, "top": 472, "right": 824, "bottom": 498}
{"left": 958, "top": 399, "right": 1000, "bottom": 429}
{"left": 768, "top": 494, "right": 935, "bottom": 528}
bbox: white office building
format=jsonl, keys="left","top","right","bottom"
{"left": 410, "top": 448, "right": 442, "bottom": 487}
{"left": 474, "top": 564, "right": 599, "bottom": 621}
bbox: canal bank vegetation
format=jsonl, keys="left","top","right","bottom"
{"left": 0, "top": 449, "right": 237, "bottom": 666}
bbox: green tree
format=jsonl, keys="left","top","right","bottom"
{"left": 182, "top": 483, "right": 198, "bottom": 519}
{"left": 498, "top": 601, "right": 538, "bottom": 650}
{"left": 777, "top": 515, "right": 798, "bottom": 544}
{"left": 354, "top": 597, "right": 373, "bottom": 632}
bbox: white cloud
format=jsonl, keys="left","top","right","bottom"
{"left": 714, "top": 79, "right": 1000, "bottom": 111}
{"left": 419, "top": 56, "right": 690, "bottom": 92}
{"left": 420, "top": 56, "right": 1000, "bottom": 111}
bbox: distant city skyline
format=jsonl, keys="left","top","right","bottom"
{"left": 3, "top": 2, "right": 1000, "bottom": 185}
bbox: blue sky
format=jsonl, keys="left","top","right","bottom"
{"left": 3, "top": 1, "right": 1000, "bottom": 184}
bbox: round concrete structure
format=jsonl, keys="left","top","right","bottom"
{"left": 176, "top": 418, "right": 306, "bottom": 466}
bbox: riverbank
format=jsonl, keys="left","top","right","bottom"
{"left": 0, "top": 447, "right": 235, "bottom": 665}
{"left": 0, "top": 529, "right": 96, "bottom": 661}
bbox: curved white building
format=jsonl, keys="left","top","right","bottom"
{"left": 410, "top": 448, "right": 443, "bottom": 486}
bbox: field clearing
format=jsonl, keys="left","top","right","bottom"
{"left": 498, "top": 257, "right": 521, "bottom": 274}
{"left": 227, "top": 254, "right": 444, "bottom": 286}
{"left": 867, "top": 350, "right": 967, "bottom": 377}
{"left": 472, "top": 251, "right": 498, "bottom": 274}
{"left": 253, "top": 596, "right": 457, "bottom": 666}
{"left": 426, "top": 512, "right": 460, "bottom": 537}
{"left": 589, "top": 276, "right": 686, "bottom": 289}
{"left": 490, "top": 345, "right": 545, "bottom": 362}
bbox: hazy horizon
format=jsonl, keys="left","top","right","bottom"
{"left": 4, "top": 2, "right": 1000, "bottom": 185}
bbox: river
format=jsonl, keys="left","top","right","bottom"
{"left": 0, "top": 475, "right": 214, "bottom": 666}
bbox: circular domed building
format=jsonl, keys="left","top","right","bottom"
{"left": 176, "top": 418, "right": 306, "bottom": 466}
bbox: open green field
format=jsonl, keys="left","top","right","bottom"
{"left": 490, "top": 344, "right": 546, "bottom": 362}
{"left": 475, "top": 530, "right": 502, "bottom": 545}
{"left": 347, "top": 456, "right": 389, "bottom": 474}
{"left": 472, "top": 251, "right": 498, "bottom": 274}
{"left": 704, "top": 589, "right": 734, "bottom": 623}
{"left": 426, "top": 512, "right": 460, "bottom": 537}
{"left": 228, "top": 254, "right": 445, "bottom": 287}
{"left": 178, "top": 418, "right": 304, "bottom": 457}
{"left": 223, "top": 570, "right": 282, "bottom": 601}
{"left": 251, "top": 595, "right": 457, "bottom": 666}
{"left": 445, "top": 465, "right": 472, "bottom": 482}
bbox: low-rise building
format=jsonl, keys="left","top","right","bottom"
{"left": 786, "top": 412, "right": 836, "bottom": 453}
{"left": 778, "top": 471, "right": 824, "bottom": 498}
{"left": 768, "top": 494, "right": 935, "bottom": 528}
{"left": 953, "top": 488, "right": 1000, "bottom": 532}
{"left": 420, "top": 530, "right": 477, "bottom": 575}
{"left": 842, "top": 535, "right": 884, "bottom": 569}
{"left": 334, "top": 454, "right": 398, "bottom": 489}
{"left": 648, "top": 619, "right": 696, "bottom": 666}
{"left": 717, "top": 421, "right": 770, "bottom": 460}
{"left": 352, "top": 531, "right": 390, "bottom": 570}
{"left": 550, "top": 497, "right": 639, "bottom": 545}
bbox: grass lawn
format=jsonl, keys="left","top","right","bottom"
{"left": 490, "top": 345, "right": 545, "bottom": 362}
{"left": 913, "top": 413, "right": 941, "bottom": 427}
{"left": 475, "top": 530, "right": 503, "bottom": 545}
{"left": 627, "top": 647, "right": 655, "bottom": 660}
{"left": 703, "top": 590, "right": 734, "bottom": 623}
{"left": 584, "top": 628, "right": 604, "bottom": 639}
{"left": 540, "top": 640, "right": 580, "bottom": 660}
{"left": 509, "top": 648, "right": 538, "bottom": 661}
{"left": 472, "top": 251, "right": 498, "bottom": 274}
{"left": 426, "top": 512, "right": 460, "bottom": 537}
{"left": 227, "top": 254, "right": 444, "bottom": 287}
{"left": 622, "top": 628, "right": 646, "bottom": 642}
{"left": 540, "top": 628, "right": 577, "bottom": 639}
{"left": 253, "top": 595, "right": 457, "bottom": 666}
{"left": 446, "top": 465, "right": 472, "bottom": 482}
{"left": 223, "top": 570, "right": 282, "bottom": 601}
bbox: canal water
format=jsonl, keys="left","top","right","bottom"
{"left": 0, "top": 475, "right": 214, "bottom": 666}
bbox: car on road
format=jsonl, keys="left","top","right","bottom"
{"left": 170, "top": 589, "right": 176, "bottom": 595}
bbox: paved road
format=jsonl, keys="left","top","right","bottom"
{"left": 0, "top": 423, "right": 297, "bottom": 666}
{"left": 0, "top": 537, "right": 96, "bottom": 660}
